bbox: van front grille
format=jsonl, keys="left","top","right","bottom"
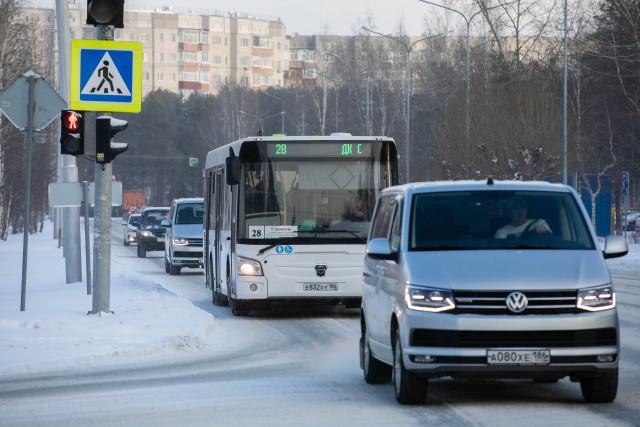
{"left": 453, "top": 290, "right": 579, "bottom": 315}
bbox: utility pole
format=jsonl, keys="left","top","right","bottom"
{"left": 56, "top": 0, "right": 83, "bottom": 284}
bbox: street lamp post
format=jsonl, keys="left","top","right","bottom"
{"left": 362, "top": 27, "right": 444, "bottom": 182}
{"left": 326, "top": 52, "right": 371, "bottom": 135}
{"left": 417, "top": 0, "right": 512, "bottom": 150}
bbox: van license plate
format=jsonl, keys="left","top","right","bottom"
{"left": 303, "top": 283, "right": 338, "bottom": 291}
{"left": 487, "top": 349, "right": 550, "bottom": 365}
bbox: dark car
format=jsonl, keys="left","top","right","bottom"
{"left": 136, "top": 207, "right": 169, "bottom": 258}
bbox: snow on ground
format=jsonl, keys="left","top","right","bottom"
{"left": 1, "top": 219, "right": 639, "bottom": 375}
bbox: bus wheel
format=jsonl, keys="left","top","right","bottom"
{"left": 227, "top": 277, "right": 249, "bottom": 316}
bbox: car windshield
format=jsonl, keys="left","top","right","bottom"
{"left": 409, "top": 190, "right": 596, "bottom": 251}
{"left": 142, "top": 210, "right": 168, "bottom": 226}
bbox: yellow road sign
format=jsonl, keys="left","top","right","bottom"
{"left": 70, "top": 40, "right": 142, "bottom": 113}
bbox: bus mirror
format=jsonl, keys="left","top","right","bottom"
{"left": 225, "top": 156, "right": 240, "bottom": 185}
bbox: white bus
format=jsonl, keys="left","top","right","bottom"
{"left": 203, "top": 134, "right": 398, "bottom": 315}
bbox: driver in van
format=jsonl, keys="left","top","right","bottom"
{"left": 494, "top": 197, "right": 551, "bottom": 239}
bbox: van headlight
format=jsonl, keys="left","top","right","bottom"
{"left": 577, "top": 285, "right": 616, "bottom": 311}
{"left": 237, "top": 256, "right": 263, "bottom": 276}
{"left": 405, "top": 286, "right": 455, "bottom": 312}
{"left": 172, "top": 237, "right": 189, "bottom": 246}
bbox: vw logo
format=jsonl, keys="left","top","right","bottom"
{"left": 315, "top": 264, "right": 327, "bottom": 277}
{"left": 506, "top": 292, "right": 528, "bottom": 313}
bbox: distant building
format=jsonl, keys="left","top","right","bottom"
{"left": 23, "top": 4, "right": 289, "bottom": 98}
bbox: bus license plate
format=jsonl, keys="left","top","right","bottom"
{"left": 487, "top": 349, "right": 550, "bottom": 365}
{"left": 303, "top": 283, "right": 338, "bottom": 291}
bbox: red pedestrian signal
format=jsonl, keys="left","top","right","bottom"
{"left": 60, "top": 110, "right": 85, "bottom": 156}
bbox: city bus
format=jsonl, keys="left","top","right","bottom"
{"left": 203, "top": 134, "right": 398, "bottom": 315}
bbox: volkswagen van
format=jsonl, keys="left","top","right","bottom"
{"left": 360, "top": 179, "right": 628, "bottom": 404}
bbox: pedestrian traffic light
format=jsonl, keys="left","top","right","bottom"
{"left": 96, "top": 115, "right": 128, "bottom": 164}
{"left": 86, "top": 0, "right": 125, "bottom": 28}
{"left": 60, "top": 110, "right": 84, "bottom": 156}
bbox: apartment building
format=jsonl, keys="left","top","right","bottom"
{"left": 24, "top": 4, "right": 290, "bottom": 98}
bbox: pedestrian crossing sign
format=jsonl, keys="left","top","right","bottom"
{"left": 70, "top": 40, "right": 142, "bottom": 113}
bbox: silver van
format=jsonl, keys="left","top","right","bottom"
{"left": 162, "top": 198, "right": 204, "bottom": 275}
{"left": 360, "top": 179, "right": 628, "bottom": 404}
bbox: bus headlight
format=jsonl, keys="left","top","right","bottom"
{"left": 237, "top": 256, "right": 263, "bottom": 276}
{"left": 577, "top": 285, "right": 616, "bottom": 311}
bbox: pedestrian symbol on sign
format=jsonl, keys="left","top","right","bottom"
{"left": 81, "top": 52, "right": 130, "bottom": 97}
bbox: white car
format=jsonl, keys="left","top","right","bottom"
{"left": 122, "top": 213, "right": 141, "bottom": 246}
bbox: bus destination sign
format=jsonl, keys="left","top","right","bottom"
{"left": 268, "top": 142, "right": 372, "bottom": 158}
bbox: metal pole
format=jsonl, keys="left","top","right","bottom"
{"left": 83, "top": 181, "right": 92, "bottom": 295}
{"left": 20, "top": 75, "right": 36, "bottom": 311}
{"left": 281, "top": 110, "right": 285, "bottom": 134}
{"left": 562, "top": 0, "right": 568, "bottom": 184}
{"left": 56, "top": 0, "right": 82, "bottom": 284}
{"left": 405, "top": 50, "right": 411, "bottom": 182}
{"left": 465, "top": 23, "right": 471, "bottom": 148}
{"left": 91, "top": 25, "right": 114, "bottom": 315}
{"left": 366, "top": 71, "right": 371, "bottom": 135}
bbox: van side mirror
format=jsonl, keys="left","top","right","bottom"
{"left": 226, "top": 156, "right": 240, "bottom": 185}
{"left": 602, "top": 235, "right": 628, "bottom": 259}
{"left": 366, "top": 237, "right": 398, "bottom": 261}
{"left": 161, "top": 219, "right": 170, "bottom": 227}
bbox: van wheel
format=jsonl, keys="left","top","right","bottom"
{"left": 169, "top": 265, "right": 180, "bottom": 275}
{"left": 393, "top": 326, "right": 428, "bottom": 404}
{"left": 360, "top": 332, "right": 392, "bottom": 384}
{"left": 580, "top": 368, "right": 618, "bottom": 403}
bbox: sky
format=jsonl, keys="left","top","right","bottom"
{"left": 0, "top": 218, "right": 639, "bottom": 375}
{"left": 126, "top": 0, "right": 434, "bottom": 36}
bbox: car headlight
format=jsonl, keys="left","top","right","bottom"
{"left": 237, "top": 256, "right": 263, "bottom": 276}
{"left": 140, "top": 230, "right": 152, "bottom": 237}
{"left": 405, "top": 286, "right": 455, "bottom": 312}
{"left": 172, "top": 237, "right": 189, "bottom": 246}
{"left": 577, "top": 285, "right": 616, "bottom": 311}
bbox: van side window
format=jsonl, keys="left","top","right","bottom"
{"left": 370, "top": 195, "right": 397, "bottom": 239}
{"left": 389, "top": 200, "right": 403, "bottom": 251}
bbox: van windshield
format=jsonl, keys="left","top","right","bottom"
{"left": 175, "top": 203, "right": 204, "bottom": 225}
{"left": 410, "top": 191, "right": 596, "bottom": 251}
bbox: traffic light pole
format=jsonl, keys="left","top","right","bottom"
{"left": 90, "top": 24, "right": 114, "bottom": 315}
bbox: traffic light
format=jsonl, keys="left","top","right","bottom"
{"left": 86, "top": 0, "right": 125, "bottom": 28}
{"left": 96, "top": 115, "right": 128, "bottom": 164}
{"left": 60, "top": 110, "right": 84, "bottom": 156}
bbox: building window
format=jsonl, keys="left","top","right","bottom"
{"left": 212, "top": 36, "right": 221, "bottom": 45}
{"left": 158, "top": 52, "right": 164, "bottom": 62}
{"left": 140, "top": 33, "right": 149, "bottom": 42}
{"left": 156, "top": 72, "right": 164, "bottom": 82}
{"left": 214, "top": 56, "right": 222, "bottom": 65}
{"left": 241, "top": 38, "right": 249, "bottom": 48}
{"left": 170, "top": 34, "right": 176, "bottom": 43}
{"left": 143, "top": 52, "right": 149, "bottom": 62}
{"left": 142, "top": 72, "right": 149, "bottom": 81}
{"left": 158, "top": 33, "right": 164, "bottom": 42}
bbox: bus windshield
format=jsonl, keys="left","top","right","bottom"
{"left": 238, "top": 149, "right": 391, "bottom": 243}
